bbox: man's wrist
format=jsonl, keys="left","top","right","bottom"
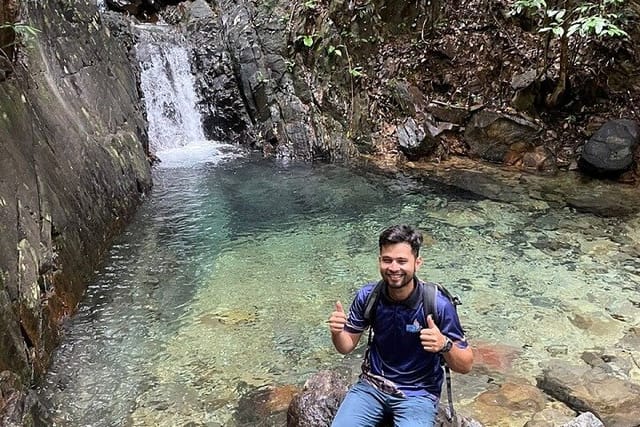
{"left": 438, "top": 336, "right": 453, "bottom": 353}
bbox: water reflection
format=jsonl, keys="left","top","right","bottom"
{"left": 38, "top": 156, "right": 640, "bottom": 426}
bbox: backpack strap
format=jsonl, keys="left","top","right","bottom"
{"left": 421, "top": 281, "right": 439, "bottom": 325}
{"left": 422, "top": 280, "right": 461, "bottom": 423}
{"left": 363, "top": 280, "right": 383, "bottom": 346}
{"left": 363, "top": 280, "right": 384, "bottom": 325}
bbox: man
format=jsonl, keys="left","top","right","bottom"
{"left": 328, "top": 224, "right": 473, "bottom": 427}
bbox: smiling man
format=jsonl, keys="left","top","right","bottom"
{"left": 328, "top": 224, "right": 473, "bottom": 427}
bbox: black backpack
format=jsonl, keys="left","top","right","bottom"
{"left": 362, "top": 279, "right": 462, "bottom": 421}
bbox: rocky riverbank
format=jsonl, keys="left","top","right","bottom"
{"left": 0, "top": 1, "right": 151, "bottom": 424}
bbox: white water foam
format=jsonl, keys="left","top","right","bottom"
{"left": 155, "top": 141, "right": 244, "bottom": 169}
{"left": 134, "top": 24, "right": 244, "bottom": 168}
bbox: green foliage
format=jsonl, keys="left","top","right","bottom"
{"left": 509, "top": 0, "right": 629, "bottom": 39}
{"left": 296, "top": 34, "right": 315, "bottom": 48}
{"left": 303, "top": 0, "right": 318, "bottom": 9}
{"left": 349, "top": 66, "right": 364, "bottom": 78}
{"left": 507, "top": 0, "right": 630, "bottom": 106}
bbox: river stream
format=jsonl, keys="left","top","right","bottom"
{"left": 37, "top": 144, "right": 640, "bottom": 426}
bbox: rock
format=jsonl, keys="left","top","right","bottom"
{"left": 471, "top": 341, "right": 521, "bottom": 374}
{"left": 559, "top": 412, "right": 605, "bottom": 427}
{"left": 1, "top": 0, "right": 152, "bottom": 414}
{"left": 524, "top": 403, "right": 577, "bottom": 427}
{"left": 578, "top": 119, "right": 640, "bottom": 176}
{"left": 235, "top": 383, "right": 299, "bottom": 426}
{"left": 426, "top": 102, "right": 470, "bottom": 125}
{"left": 287, "top": 370, "right": 349, "bottom": 427}
{"left": 286, "top": 370, "right": 484, "bottom": 427}
{"left": 470, "top": 380, "right": 548, "bottom": 426}
{"left": 510, "top": 69, "right": 545, "bottom": 114}
{"left": 0, "top": 371, "right": 49, "bottom": 426}
{"left": 464, "top": 110, "right": 542, "bottom": 163}
{"left": 537, "top": 359, "right": 640, "bottom": 426}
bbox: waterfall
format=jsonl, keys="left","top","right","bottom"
{"left": 135, "top": 26, "right": 207, "bottom": 155}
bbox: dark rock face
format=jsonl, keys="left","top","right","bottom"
{"left": 183, "top": 0, "right": 254, "bottom": 146}
{"left": 0, "top": 0, "right": 151, "bottom": 423}
{"left": 0, "top": 371, "right": 47, "bottom": 426}
{"left": 464, "top": 111, "right": 542, "bottom": 163}
{"left": 178, "top": 0, "right": 357, "bottom": 161}
{"left": 578, "top": 119, "right": 640, "bottom": 176}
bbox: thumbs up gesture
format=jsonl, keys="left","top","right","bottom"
{"left": 420, "top": 314, "right": 445, "bottom": 353}
{"left": 328, "top": 301, "right": 347, "bottom": 335}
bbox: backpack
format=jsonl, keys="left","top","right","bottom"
{"left": 362, "top": 279, "right": 462, "bottom": 422}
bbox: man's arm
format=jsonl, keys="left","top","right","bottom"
{"left": 442, "top": 341, "right": 473, "bottom": 374}
{"left": 420, "top": 314, "right": 473, "bottom": 373}
{"left": 328, "top": 301, "right": 363, "bottom": 354}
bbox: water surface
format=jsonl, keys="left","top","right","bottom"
{"left": 38, "top": 146, "right": 640, "bottom": 426}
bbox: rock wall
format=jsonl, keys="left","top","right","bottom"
{"left": 0, "top": 0, "right": 151, "bottom": 423}
{"left": 178, "top": 0, "right": 358, "bottom": 161}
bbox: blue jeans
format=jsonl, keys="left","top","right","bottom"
{"left": 331, "top": 380, "right": 438, "bottom": 427}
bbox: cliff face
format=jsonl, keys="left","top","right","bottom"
{"left": 0, "top": 1, "right": 151, "bottom": 422}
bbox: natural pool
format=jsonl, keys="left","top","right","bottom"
{"left": 38, "top": 144, "right": 640, "bottom": 426}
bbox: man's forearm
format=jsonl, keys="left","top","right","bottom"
{"left": 332, "top": 330, "right": 360, "bottom": 354}
{"left": 443, "top": 343, "right": 473, "bottom": 373}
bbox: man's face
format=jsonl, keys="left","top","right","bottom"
{"left": 378, "top": 242, "right": 422, "bottom": 290}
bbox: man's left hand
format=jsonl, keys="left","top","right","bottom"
{"left": 420, "top": 314, "right": 446, "bottom": 353}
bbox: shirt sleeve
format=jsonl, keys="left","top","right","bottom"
{"left": 436, "top": 289, "right": 469, "bottom": 348}
{"left": 343, "top": 283, "right": 376, "bottom": 334}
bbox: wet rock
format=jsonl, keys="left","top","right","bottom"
{"left": 578, "top": 119, "right": 640, "bottom": 177}
{"left": 470, "top": 380, "right": 548, "bottom": 426}
{"left": 287, "top": 370, "right": 348, "bottom": 427}
{"left": 537, "top": 359, "right": 640, "bottom": 426}
{"left": 235, "top": 383, "right": 299, "bottom": 426}
{"left": 1, "top": 0, "right": 152, "bottom": 410}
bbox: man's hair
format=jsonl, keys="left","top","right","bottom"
{"left": 378, "top": 225, "right": 423, "bottom": 257}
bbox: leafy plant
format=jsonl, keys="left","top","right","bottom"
{"left": 296, "top": 34, "right": 315, "bottom": 48}
{"left": 0, "top": 22, "right": 41, "bottom": 48}
{"left": 508, "top": 0, "right": 630, "bottom": 107}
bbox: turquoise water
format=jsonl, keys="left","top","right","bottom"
{"left": 38, "top": 147, "right": 640, "bottom": 426}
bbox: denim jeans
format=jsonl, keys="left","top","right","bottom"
{"left": 331, "top": 380, "right": 438, "bottom": 427}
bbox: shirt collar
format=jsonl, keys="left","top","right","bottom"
{"left": 381, "top": 276, "right": 423, "bottom": 309}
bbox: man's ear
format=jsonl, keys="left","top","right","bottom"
{"left": 415, "top": 256, "right": 423, "bottom": 269}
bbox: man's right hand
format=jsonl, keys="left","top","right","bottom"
{"left": 328, "top": 301, "right": 347, "bottom": 335}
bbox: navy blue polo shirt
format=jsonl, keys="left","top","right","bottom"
{"left": 344, "top": 280, "right": 467, "bottom": 398}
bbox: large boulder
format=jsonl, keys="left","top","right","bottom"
{"left": 537, "top": 359, "right": 640, "bottom": 426}
{"left": 578, "top": 119, "right": 640, "bottom": 176}
{"left": 287, "top": 370, "right": 348, "bottom": 427}
{"left": 464, "top": 110, "right": 542, "bottom": 164}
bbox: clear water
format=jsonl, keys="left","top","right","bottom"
{"left": 37, "top": 147, "right": 640, "bottom": 426}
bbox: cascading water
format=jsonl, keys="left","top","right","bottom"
{"left": 134, "top": 25, "right": 238, "bottom": 166}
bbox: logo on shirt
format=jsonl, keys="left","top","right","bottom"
{"left": 405, "top": 319, "right": 421, "bottom": 333}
